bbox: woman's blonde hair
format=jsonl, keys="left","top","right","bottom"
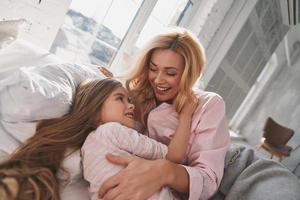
{"left": 126, "top": 27, "right": 206, "bottom": 126}
{"left": 0, "top": 78, "right": 121, "bottom": 200}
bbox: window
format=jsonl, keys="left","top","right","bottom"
{"left": 50, "top": 0, "right": 143, "bottom": 66}
{"left": 135, "top": 0, "right": 189, "bottom": 48}
{"left": 50, "top": 0, "right": 191, "bottom": 74}
{"left": 110, "top": 0, "right": 190, "bottom": 74}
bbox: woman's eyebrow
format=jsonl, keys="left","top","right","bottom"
{"left": 149, "top": 60, "right": 157, "bottom": 66}
{"left": 150, "top": 60, "right": 177, "bottom": 70}
{"left": 165, "top": 67, "right": 177, "bottom": 70}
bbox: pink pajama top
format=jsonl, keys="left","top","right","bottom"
{"left": 81, "top": 122, "right": 179, "bottom": 200}
{"left": 147, "top": 90, "right": 230, "bottom": 200}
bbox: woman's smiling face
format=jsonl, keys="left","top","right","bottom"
{"left": 148, "top": 48, "right": 185, "bottom": 102}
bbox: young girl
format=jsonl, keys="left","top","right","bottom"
{"left": 0, "top": 78, "right": 115, "bottom": 200}
{"left": 81, "top": 78, "right": 198, "bottom": 200}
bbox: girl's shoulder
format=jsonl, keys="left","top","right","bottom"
{"left": 96, "top": 122, "right": 124, "bottom": 130}
{"left": 90, "top": 122, "right": 124, "bottom": 139}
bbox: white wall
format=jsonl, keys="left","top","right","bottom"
{"left": 0, "top": 0, "right": 71, "bottom": 50}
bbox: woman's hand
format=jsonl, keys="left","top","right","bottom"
{"left": 98, "top": 67, "right": 114, "bottom": 78}
{"left": 99, "top": 154, "right": 169, "bottom": 200}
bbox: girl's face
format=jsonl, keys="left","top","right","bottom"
{"left": 99, "top": 86, "right": 135, "bottom": 128}
{"left": 148, "top": 49, "right": 184, "bottom": 103}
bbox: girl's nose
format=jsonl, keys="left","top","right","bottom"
{"left": 128, "top": 103, "right": 135, "bottom": 110}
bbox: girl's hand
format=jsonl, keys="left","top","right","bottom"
{"left": 98, "top": 67, "right": 114, "bottom": 78}
{"left": 98, "top": 154, "right": 168, "bottom": 200}
{"left": 180, "top": 97, "right": 198, "bottom": 118}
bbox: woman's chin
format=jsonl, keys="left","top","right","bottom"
{"left": 154, "top": 90, "right": 177, "bottom": 103}
{"left": 155, "top": 95, "right": 174, "bottom": 104}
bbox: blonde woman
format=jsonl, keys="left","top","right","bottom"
{"left": 98, "top": 27, "right": 230, "bottom": 200}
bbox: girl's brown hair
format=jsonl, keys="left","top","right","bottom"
{"left": 0, "top": 78, "right": 121, "bottom": 200}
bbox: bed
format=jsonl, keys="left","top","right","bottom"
{"left": 0, "top": 38, "right": 96, "bottom": 200}
{"left": 1, "top": 37, "right": 300, "bottom": 200}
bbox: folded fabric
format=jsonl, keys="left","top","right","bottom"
{"left": 210, "top": 144, "right": 300, "bottom": 200}
{"left": 0, "top": 63, "right": 105, "bottom": 122}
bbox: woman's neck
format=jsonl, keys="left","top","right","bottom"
{"left": 156, "top": 99, "right": 174, "bottom": 105}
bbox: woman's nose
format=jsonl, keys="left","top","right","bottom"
{"left": 154, "top": 72, "right": 164, "bottom": 84}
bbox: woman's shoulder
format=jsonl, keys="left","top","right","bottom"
{"left": 194, "top": 89, "right": 224, "bottom": 106}
{"left": 191, "top": 89, "right": 226, "bottom": 119}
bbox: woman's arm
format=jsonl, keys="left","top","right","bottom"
{"left": 181, "top": 95, "right": 230, "bottom": 200}
{"left": 98, "top": 154, "right": 190, "bottom": 200}
{"left": 166, "top": 99, "right": 198, "bottom": 163}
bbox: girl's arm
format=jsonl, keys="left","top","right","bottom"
{"left": 101, "top": 122, "right": 168, "bottom": 160}
{"left": 105, "top": 101, "right": 197, "bottom": 164}
{"left": 166, "top": 100, "right": 198, "bottom": 163}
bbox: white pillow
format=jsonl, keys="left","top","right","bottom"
{"left": 0, "top": 63, "right": 105, "bottom": 122}
{"left": 0, "top": 39, "right": 62, "bottom": 80}
{"left": 0, "top": 19, "right": 27, "bottom": 50}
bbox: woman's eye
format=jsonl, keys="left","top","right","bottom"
{"left": 127, "top": 97, "right": 133, "bottom": 103}
{"left": 166, "top": 70, "right": 177, "bottom": 76}
{"left": 167, "top": 72, "right": 176, "bottom": 76}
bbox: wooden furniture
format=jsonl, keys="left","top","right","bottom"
{"left": 258, "top": 117, "right": 294, "bottom": 162}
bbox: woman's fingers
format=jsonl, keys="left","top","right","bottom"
{"left": 101, "top": 184, "right": 122, "bottom": 200}
{"left": 98, "top": 67, "right": 114, "bottom": 78}
{"left": 106, "top": 153, "right": 135, "bottom": 166}
{"left": 98, "top": 171, "right": 121, "bottom": 198}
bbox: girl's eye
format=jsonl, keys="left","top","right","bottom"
{"left": 117, "top": 96, "right": 123, "bottom": 101}
{"left": 128, "top": 97, "right": 133, "bottom": 103}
